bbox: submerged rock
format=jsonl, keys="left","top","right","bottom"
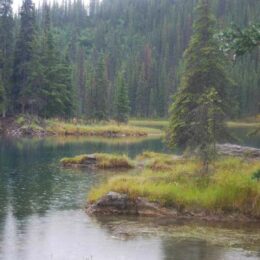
{"left": 86, "top": 192, "right": 177, "bottom": 217}
{"left": 217, "top": 143, "right": 260, "bottom": 158}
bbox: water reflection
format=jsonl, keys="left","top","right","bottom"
{"left": 229, "top": 127, "right": 260, "bottom": 148}
{"left": 162, "top": 238, "right": 259, "bottom": 260}
{"left": 1, "top": 207, "right": 259, "bottom": 260}
{"left": 0, "top": 208, "right": 163, "bottom": 260}
{"left": 0, "top": 137, "right": 259, "bottom": 259}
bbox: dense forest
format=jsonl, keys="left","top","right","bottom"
{"left": 0, "top": 0, "right": 259, "bottom": 120}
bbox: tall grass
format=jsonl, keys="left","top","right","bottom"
{"left": 88, "top": 156, "right": 260, "bottom": 217}
{"left": 61, "top": 153, "right": 135, "bottom": 169}
{"left": 46, "top": 120, "right": 162, "bottom": 136}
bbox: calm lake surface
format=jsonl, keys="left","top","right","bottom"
{"left": 0, "top": 129, "right": 259, "bottom": 260}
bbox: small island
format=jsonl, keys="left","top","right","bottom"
{"left": 60, "top": 149, "right": 260, "bottom": 222}
{"left": 61, "top": 153, "right": 134, "bottom": 169}
{"left": 85, "top": 152, "right": 260, "bottom": 221}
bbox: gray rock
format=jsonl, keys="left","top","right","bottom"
{"left": 217, "top": 143, "right": 260, "bottom": 158}
{"left": 86, "top": 192, "right": 177, "bottom": 217}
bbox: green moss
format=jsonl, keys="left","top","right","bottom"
{"left": 88, "top": 157, "right": 260, "bottom": 217}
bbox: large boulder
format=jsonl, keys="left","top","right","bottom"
{"left": 86, "top": 192, "right": 177, "bottom": 217}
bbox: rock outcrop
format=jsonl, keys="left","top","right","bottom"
{"left": 86, "top": 192, "right": 177, "bottom": 217}
{"left": 217, "top": 143, "right": 260, "bottom": 158}
{"left": 86, "top": 192, "right": 259, "bottom": 222}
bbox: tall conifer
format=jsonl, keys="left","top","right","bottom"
{"left": 0, "top": 0, "right": 13, "bottom": 116}
{"left": 168, "top": 0, "right": 232, "bottom": 168}
{"left": 12, "top": 0, "right": 35, "bottom": 113}
{"left": 115, "top": 69, "right": 130, "bottom": 123}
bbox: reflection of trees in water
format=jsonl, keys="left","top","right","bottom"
{"left": 230, "top": 127, "right": 260, "bottom": 148}
{"left": 162, "top": 238, "right": 223, "bottom": 260}
{"left": 0, "top": 137, "right": 165, "bottom": 220}
{"left": 0, "top": 139, "right": 57, "bottom": 219}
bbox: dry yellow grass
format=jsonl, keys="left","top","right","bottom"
{"left": 88, "top": 155, "right": 260, "bottom": 217}
{"left": 46, "top": 120, "right": 162, "bottom": 137}
{"left": 61, "top": 153, "right": 135, "bottom": 169}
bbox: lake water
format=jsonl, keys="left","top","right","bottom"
{"left": 0, "top": 132, "right": 259, "bottom": 260}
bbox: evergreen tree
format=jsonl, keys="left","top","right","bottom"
{"left": 75, "top": 45, "right": 86, "bottom": 116}
{"left": 0, "top": 75, "right": 4, "bottom": 114}
{"left": 0, "top": 0, "right": 258, "bottom": 119}
{"left": 91, "top": 54, "right": 108, "bottom": 121}
{"left": 168, "top": 0, "right": 232, "bottom": 168}
{"left": 115, "top": 68, "right": 130, "bottom": 123}
{"left": 0, "top": 0, "right": 13, "bottom": 116}
{"left": 12, "top": 0, "right": 35, "bottom": 113}
{"left": 23, "top": 34, "right": 44, "bottom": 114}
{"left": 218, "top": 23, "right": 260, "bottom": 59}
{"left": 41, "top": 4, "right": 60, "bottom": 117}
{"left": 40, "top": 4, "right": 74, "bottom": 118}
{"left": 55, "top": 54, "right": 74, "bottom": 118}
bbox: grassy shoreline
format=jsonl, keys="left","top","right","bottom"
{"left": 1, "top": 115, "right": 259, "bottom": 138}
{"left": 87, "top": 152, "right": 260, "bottom": 219}
{"left": 0, "top": 116, "right": 162, "bottom": 137}
{"left": 46, "top": 120, "right": 162, "bottom": 137}
{"left": 61, "top": 153, "right": 135, "bottom": 169}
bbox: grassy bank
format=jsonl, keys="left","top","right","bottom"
{"left": 227, "top": 121, "right": 260, "bottom": 128}
{"left": 46, "top": 119, "right": 161, "bottom": 137}
{"left": 227, "top": 115, "right": 260, "bottom": 128}
{"left": 2, "top": 115, "right": 162, "bottom": 137}
{"left": 129, "top": 119, "right": 168, "bottom": 129}
{"left": 88, "top": 153, "right": 260, "bottom": 218}
{"left": 61, "top": 153, "right": 135, "bottom": 169}
{"left": 130, "top": 118, "right": 260, "bottom": 129}
{"left": 4, "top": 115, "right": 260, "bottom": 137}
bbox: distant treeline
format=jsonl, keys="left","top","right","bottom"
{"left": 0, "top": 0, "right": 259, "bottom": 119}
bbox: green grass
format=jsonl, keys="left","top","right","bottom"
{"left": 46, "top": 119, "right": 162, "bottom": 137}
{"left": 61, "top": 153, "right": 135, "bottom": 169}
{"left": 10, "top": 115, "right": 162, "bottom": 137}
{"left": 227, "top": 121, "right": 260, "bottom": 128}
{"left": 15, "top": 115, "right": 45, "bottom": 133}
{"left": 88, "top": 155, "right": 260, "bottom": 217}
{"left": 136, "top": 151, "right": 185, "bottom": 171}
{"left": 129, "top": 119, "right": 168, "bottom": 129}
{"left": 227, "top": 115, "right": 260, "bottom": 128}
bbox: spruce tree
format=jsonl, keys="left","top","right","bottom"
{"left": 93, "top": 55, "right": 108, "bottom": 121}
{"left": 54, "top": 54, "right": 74, "bottom": 118}
{"left": 12, "top": 0, "right": 35, "bottom": 113}
{"left": 0, "top": 75, "right": 4, "bottom": 115}
{"left": 23, "top": 34, "right": 44, "bottom": 115}
{"left": 115, "top": 69, "right": 130, "bottom": 123}
{"left": 168, "top": 0, "right": 232, "bottom": 168}
{"left": 40, "top": 4, "right": 74, "bottom": 118}
{"left": 75, "top": 46, "right": 86, "bottom": 116}
{"left": 41, "top": 4, "right": 60, "bottom": 117}
{"left": 0, "top": 0, "right": 13, "bottom": 116}
{"left": 219, "top": 23, "right": 260, "bottom": 59}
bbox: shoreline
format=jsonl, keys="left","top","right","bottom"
{"left": 86, "top": 153, "right": 260, "bottom": 221}
{"left": 0, "top": 116, "right": 162, "bottom": 138}
{"left": 86, "top": 192, "right": 260, "bottom": 223}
